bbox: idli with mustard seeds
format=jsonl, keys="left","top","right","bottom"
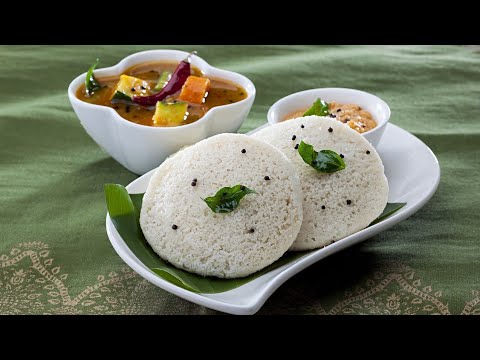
{"left": 253, "top": 116, "right": 388, "bottom": 250}
{"left": 140, "top": 133, "right": 303, "bottom": 278}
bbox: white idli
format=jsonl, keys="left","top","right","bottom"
{"left": 253, "top": 116, "right": 388, "bottom": 250}
{"left": 140, "top": 133, "right": 303, "bottom": 278}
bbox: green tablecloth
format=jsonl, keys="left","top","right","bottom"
{"left": 1, "top": 45, "right": 479, "bottom": 315}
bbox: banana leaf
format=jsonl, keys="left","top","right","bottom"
{"left": 105, "top": 184, "right": 405, "bottom": 294}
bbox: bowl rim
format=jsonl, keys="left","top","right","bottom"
{"left": 267, "top": 87, "right": 391, "bottom": 136}
{"left": 67, "top": 49, "right": 256, "bottom": 132}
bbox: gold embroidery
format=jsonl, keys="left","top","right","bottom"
{"left": 0, "top": 242, "right": 148, "bottom": 314}
{"left": 264, "top": 262, "right": 457, "bottom": 315}
{"left": 1, "top": 243, "right": 479, "bottom": 314}
{"left": 461, "top": 290, "right": 480, "bottom": 315}
{"left": 327, "top": 270, "right": 450, "bottom": 315}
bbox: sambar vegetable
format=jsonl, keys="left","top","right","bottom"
{"left": 179, "top": 76, "right": 211, "bottom": 104}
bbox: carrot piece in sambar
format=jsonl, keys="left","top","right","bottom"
{"left": 179, "top": 76, "right": 211, "bottom": 104}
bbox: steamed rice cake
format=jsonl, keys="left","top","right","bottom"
{"left": 140, "top": 133, "right": 303, "bottom": 278}
{"left": 253, "top": 116, "right": 388, "bottom": 250}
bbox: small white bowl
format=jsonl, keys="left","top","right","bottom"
{"left": 267, "top": 88, "right": 390, "bottom": 148}
{"left": 68, "top": 50, "right": 256, "bottom": 175}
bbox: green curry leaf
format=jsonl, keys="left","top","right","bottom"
{"left": 298, "top": 141, "right": 345, "bottom": 173}
{"left": 85, "top": 58, "right": 102, "bottom": 96}
{"left": 203, "top": 185, "right": 256, "bottom": 213}
{"left": 303, "top": 98, "right": 330, "bottom": 117}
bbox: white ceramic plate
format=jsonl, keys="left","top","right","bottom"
{"left": 106, "top": 123, "right": 440, "bottom": 315}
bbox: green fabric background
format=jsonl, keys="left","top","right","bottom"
{"left": 1, "top": 45, "right": 479, "bottom": 315}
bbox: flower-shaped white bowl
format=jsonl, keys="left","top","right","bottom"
{"left": 267, "top": 88, "right": 390, "bottom": 148}
{"left": 68, "top": 50, "right": 256, "bottom": 175}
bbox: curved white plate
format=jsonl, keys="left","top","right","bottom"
{"left": 106, "top": 123, "right": 440, "bottom": 315}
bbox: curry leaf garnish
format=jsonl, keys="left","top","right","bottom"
{"left": 203, "top": 185, "right": 256, "bottom": 213}
{"left": 298, "top": 141, "right": 345, "bottom": 173}
{"left": 303, "top": 98, "right": 330, "bottom": 117}
{"left": 85, "top": 58, "right": 102, "bottom": 96}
